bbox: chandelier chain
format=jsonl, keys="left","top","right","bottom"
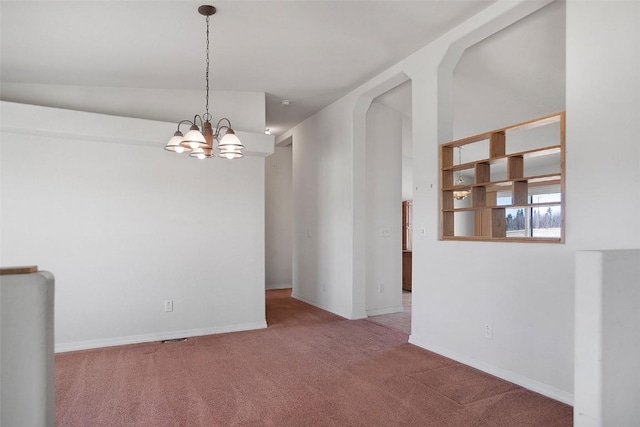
{"left": 457, "top": 146, "right": 464, "bottom": 184}
{"left": 205, "top": 15, "right": 211, "bottom": 120}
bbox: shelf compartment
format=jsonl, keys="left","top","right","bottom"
{"left": 485, "top": 179, "right": 562, "bottom": 193}
{"left": 528, "top": 174, "right": 562, "bottom": 184}
{"left": 505, "top": 117, "right": 562, "bottom": 153}
{"left": 447, "top": 146, "right": 560, "bottom": 176}
{"left": 491, "top": 208, "right": 506, "bottom": 238}
{"left": 475, "top": 162, "right": 491, "bottom": 184}
{"left": 440, "top": 145, "right": 454, "bottom": 169}
{"left": 471, "top": 207, "right": 501, "bottom": 238}
{"left": 471, "top": 187, "right": 486, "bottom": 208}
{"left": 443, "top": 173, "right": 561, "bottom": 192}
{"left": 441, "top": 169, "right": 454, "bottom": 189}
{"left": 513, "top": 181, "right": 528, "bottom": 205}
{"left": 489, "top": 131, "right": 506, "bottom": 158}
{"left": 453, "top": 211, "right": 476, "bottom": 237}
{"left": 442, "top": 211, "right": 454, "bottom": 237}
{"left": 507, "top": 156, "right": 524, "bottom": 179}
{"left": 488, "top": 146, "right": 561, "bottom": 166}
{"left": 442, "top": 190, "right": 454, "bottom": 211}
{"left": 474, "top": 208, "right": 490, "bottom": 237}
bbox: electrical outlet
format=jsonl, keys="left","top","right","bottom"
{"left": 484, "top": 323, "right": 493, "bottom": 340}
{"left": 380, "top": 227, "right": 391, "bottom": 237}
{"left": 378, "top": 284, "right": 384, "bottom": 293}
{"left": 164, "top": 300, "right": 173, "bottom": 312}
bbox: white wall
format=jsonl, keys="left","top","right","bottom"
{"left": 420, "top": 0, "right": 639, "bottom": 404}
{"left": 0, "top": 102, "right": 273, "bottom": 351}
{"left": 0, "top": 271, "right": 55, "bottom": 427}
{"left": 568, "top": 3, "right": 640, "bottom": 418}
{"left": 575, "top": 250, "right": 640, "bottom": 427}
{"left": 278, "top": 0, "right": 589, "bottom": 403}
{"left": 566, "top": 0, "right": 640, "bottom": 250}
{"left": 265, "top": 146, "right": 293, "bottom": 289}
{"left": 277, "top": 0, "right": 638, "bottom": 405}
{"left": 289, "top": 95, "right": 357, "bottom": 318}
{"left": 0, "top": 83, "right": 266, "bottom": 133}
{"left": 420, "top": 0, "right": 572, "bottom": 398}
{"left": 365, "top": 102, "right": 403, "bottom": 316}
{"left": 401, "top": 116, "right": 413, "bottom": 201}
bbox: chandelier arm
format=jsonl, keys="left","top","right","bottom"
{"left": 193, "top": 115, "right": 204, "bottom": 129}
{"left": 215, "top": 117, "right": 232, "bottom": 132}
{"left": 213, "top": 126, "right": 228, "bottom": 141}
{"left": 176, "top": 119, "right": 194, "bottom": 131}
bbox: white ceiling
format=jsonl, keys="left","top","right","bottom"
{"left": 0, "top": 1, "right": 495, "bottom": 136}
{"left": 372, "top": 0, "right": 564, "bottom": 174}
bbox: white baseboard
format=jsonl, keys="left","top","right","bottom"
{"left": 265, "top": 283, "right": 292, "bottom": 290}
{"left": 55, "top": 321, "right": 268, "bottom": 353}
{"left": 366, "top": 305, "right": 404, "bottom": 316}
{"left": 350, "top": 311, "right": 368, "bottom": 320}
{"left": 408, "top": 333, "right": 574, "bottom": 406}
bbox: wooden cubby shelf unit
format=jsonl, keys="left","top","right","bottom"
{"left": 439, "top": 112, "right": 565, "bottom": 243}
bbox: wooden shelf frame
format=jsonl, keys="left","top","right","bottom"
{"left": 443, "top": 201, "right": 562, "bottom": 213}
{"left": 439, "top": 112, "right": 565, "bottom": 243}
{"left": 442, "top": 173, "right": 561, "bottom": 192}
{"left": 441, "top": 235, "right": 562, "bottom": 244}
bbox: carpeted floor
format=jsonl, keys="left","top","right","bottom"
{"left": 55, "top": 289, "right": 572, "bottom": 426}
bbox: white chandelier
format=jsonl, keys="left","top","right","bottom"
{"left": 164, "top": 5, "right": 244, "bottom": 160}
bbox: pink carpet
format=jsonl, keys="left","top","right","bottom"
{"left": 55, "top": 289, "right": 572, "bottom": 426}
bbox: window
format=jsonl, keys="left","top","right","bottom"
{"left": 503, "top": 193, "right": 561, "bottom": 238}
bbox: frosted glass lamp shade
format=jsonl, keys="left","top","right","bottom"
{"left": 219, "top": 147, "right": 243, "bottom": 159}
{"left": 165, "top": 131, "right": 191, "bottom": 153}
{"left": 218, "top": 131, "right": 243, "bottom": 149}
{"left": 189, "top": 146, "right": 214, "bottom": 159}
{"left": 217, "top": 129, "right": 244, "bottom": 159}
{"left": 180, "top": 126, "right": 207, "bottom": 150}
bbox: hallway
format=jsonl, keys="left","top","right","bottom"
{"left": 367, "top": 291, "right": 412, "bottom": 334}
